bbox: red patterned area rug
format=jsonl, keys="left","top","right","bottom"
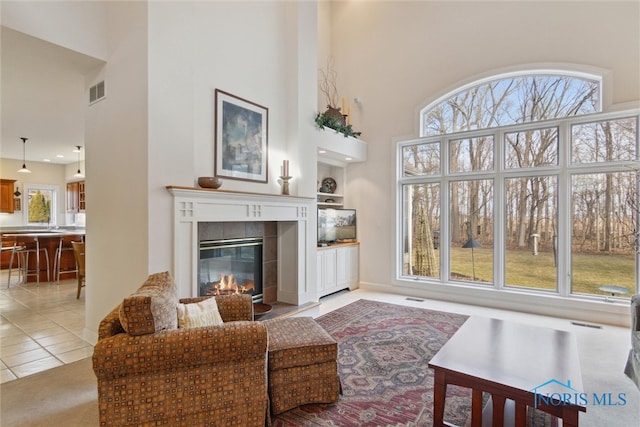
{"left": 272, "top": 299, "right": 557, "bottom": 427}
{"left": 271, "top": 299, "right": 471, "bottom": 426}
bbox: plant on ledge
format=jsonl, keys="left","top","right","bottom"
{"left": 314, "top": 111, "right": 362, "bottom": 138}
{"left": 316, "top": 60, "right": 362, "bottom": 139}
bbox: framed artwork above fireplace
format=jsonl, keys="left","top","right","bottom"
{"left": 214, "top": 89, "right": 269, "bottom": 183}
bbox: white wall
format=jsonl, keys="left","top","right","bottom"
{"left": 146, "top": 1, "right": 320, "bottom": 302}
{"left": 328, "top": 1, "right": 640, "bottom": 324}
{"left": 84, "top": 1, "right": 150, "bottom": 332}
{"left": 316, "top": 0, "right": 332, "bottom": 113}
{"left": 158, "top": 0, "right": 292, "bottom": 194}
{"left": 1, "top": 0, "right": 108, "bottom": 61}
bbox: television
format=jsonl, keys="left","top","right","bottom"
{"left": 318, "top": 208, "right": 357, "bottom": 245}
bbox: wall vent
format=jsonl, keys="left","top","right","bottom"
{"left": 89, "top": 81, "right": 105, "bottom": 104}
{"left": 570, "top": 321, "right": 603, "bottom": 329}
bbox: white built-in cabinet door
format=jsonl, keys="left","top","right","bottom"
{"left": 318, "top": 249, "right": 337, "bottom": 296}
{"left": 317, "top": 244, "right": 359, "bottom": 297}
{"left": 340, "top": 245, "right": 359, "bottom": 290}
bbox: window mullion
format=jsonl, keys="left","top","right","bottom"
{"left": 557, "top": 121, "right": 572, "bottom": 297}
{"left": 441, "top": 137, "right": 450, "bottom": 283}
{"left": 494, "top": 130, "right": 505, "bottom": 290}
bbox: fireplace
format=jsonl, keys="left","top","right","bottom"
{"left": 167, "top": 186, "right": 316, "bottom": 306}
{"left": 199, "top": 237, "right": 263, "bottom": 300}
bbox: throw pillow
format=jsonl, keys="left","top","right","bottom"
{"left": 119, "top": 271, "right": 179, "bottom": 336}
{"left": 177, "top": 297, "right": 224, "bottom": 328}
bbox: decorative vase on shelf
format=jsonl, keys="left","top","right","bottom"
{"left": 323, "top": 106, "right": 346, "bottom": 126}
{"left": 315, "top": 108, "right": 361, "bottom": 139}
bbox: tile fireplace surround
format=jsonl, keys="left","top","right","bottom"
{"left": 167, "top": 186, "right": 316, "bottom": 305}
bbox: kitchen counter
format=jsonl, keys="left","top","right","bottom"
{"left": 2, "top": 230, "right": 86, "bottom": 238}
{"left": 1, "top": 229, "right": 85, "bottom": 283}
{"left": 0, "top": 227, "right": 85, "bottom": 234}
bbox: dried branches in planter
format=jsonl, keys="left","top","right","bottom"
{"left": 319, "top": 59, "right": 339, "bottom": 110}
{"left": 316, "top": 59, "right": 362, "bottom": 138}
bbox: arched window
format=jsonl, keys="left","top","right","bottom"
{"left": 398, "top": 71, "right": 638, "bottom": 300}
{"left": 421, "top": 73, "right": 600, "bottom": 136}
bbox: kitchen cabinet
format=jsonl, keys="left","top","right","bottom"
{"left": 317, "top": 242, "right": 359, "bottom": 297}
{"left": 66, "top": 181, "right": 85, "bottom": 213}
{"left": 1, "top": 179, "right": 16, "bottom": 213}
{"left": 78, "top": 181, "right": 85, "bottom": 211}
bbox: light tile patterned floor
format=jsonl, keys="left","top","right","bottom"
{"left": 0, "top": 272, "right": 92, "bottom": 384}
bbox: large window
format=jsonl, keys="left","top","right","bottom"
{"left": 400, "top": 72, "right": 639, "bottom": 299}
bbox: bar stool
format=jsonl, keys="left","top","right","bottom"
{"left": 4, "top": 240, "right": 26, "bottom": 287}
{"left": 21, "top": 237, "right": 50, "bottom": 285}
{"left": 53, "top": 235, "right": 78, "bottom": 283}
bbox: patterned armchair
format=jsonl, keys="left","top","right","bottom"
{"left": 625, "top": 294, "right": 640, "bottom": 390}
{"left": 92, "top": 292, "right": 268, "bottom": 426}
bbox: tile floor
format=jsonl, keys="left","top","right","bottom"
{"left": 0, "top": 272, "right": 92, "bottom": 384}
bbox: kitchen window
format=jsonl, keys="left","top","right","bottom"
{"left": 26, "top": 185, "right": 57, "bottom": 226}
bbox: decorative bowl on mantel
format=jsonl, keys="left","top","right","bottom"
{"left": 197, "top": 176, "right": 223, "bottom": 189}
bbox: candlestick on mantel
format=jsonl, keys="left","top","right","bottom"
{"left": 282, "top": 159, "right": 289, "bottom": 177}
{"left": 279, "top": 176, "right": 291, "bottom": 195}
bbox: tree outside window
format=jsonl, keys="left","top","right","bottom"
{"left": 400, "top": 72, "right": 639, "bottom": 298}
{"left": 27, "top": 187, "right": 55, "bottom": 226}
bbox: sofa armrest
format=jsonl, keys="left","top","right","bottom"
{"left": 97, "top": 305, "right": 126, "bottom": 340}
{"left": 92, "top": 321, "right": 267, "bottom": 379}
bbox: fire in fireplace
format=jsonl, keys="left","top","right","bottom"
{"left": 199, "top": 237, "right": 263, "bottom": 301}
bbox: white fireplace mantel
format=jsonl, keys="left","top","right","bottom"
{"left": 167, "top": 186, "right": 317, "bottom": 305}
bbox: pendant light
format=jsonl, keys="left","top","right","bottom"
{"left": 17, "top": 137, "right": 31, "bottom": 173}
{"left": 73, "top": 145, "right": 84, "bottom": 178}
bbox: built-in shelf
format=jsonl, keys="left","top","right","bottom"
{"left": 315, "top": 128, "right": 367, "bottom": 208}
{"left": 314, "top": 128, "right": 366, "bottom": 294}
{"left": 316, "top": 129, "right": 367, "bottom": 167}
{"left": 317, "top": 191, "right": 344, "bottom": 207}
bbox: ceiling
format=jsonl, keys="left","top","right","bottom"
{"left": 1, "top": 26, "right": 104, "bottom": 165}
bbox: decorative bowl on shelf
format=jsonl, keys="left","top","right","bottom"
{"left": 319, "top": 177, "right": 337, "bottom": 194}
{"left": 197, "top": 176, "right": 223, "bottom": 189}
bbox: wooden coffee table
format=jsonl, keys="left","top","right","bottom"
{"left": 429, "top": 316, "right": 586, "bottom": 427}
